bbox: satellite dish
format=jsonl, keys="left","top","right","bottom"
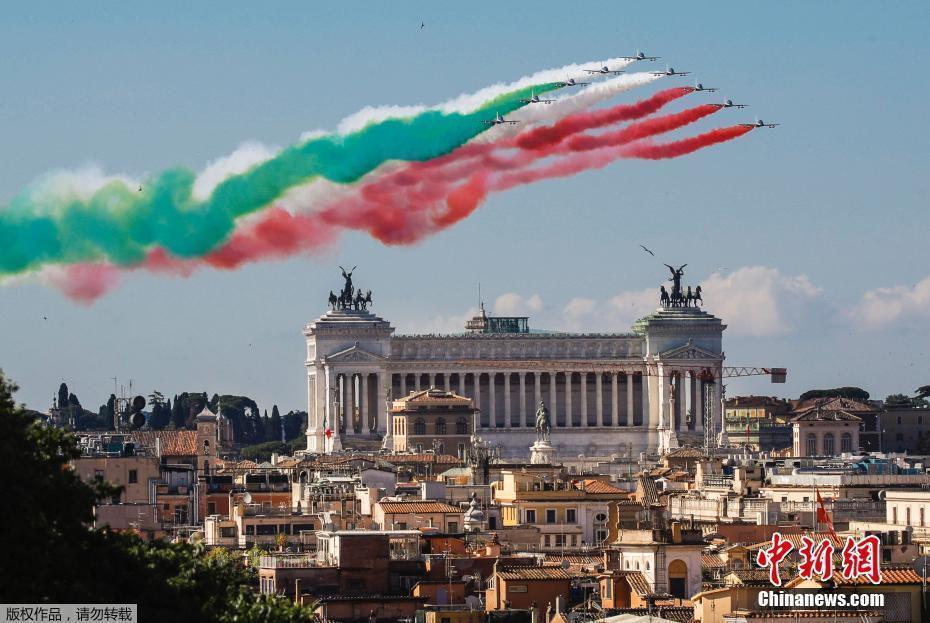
{"left": 243, "top": 492, "right": 252, "bottom": 504}
{"left": 131, "top": 395, "right": 146, "bottom": 412}
{"left": 913, "top": 556, "right": 930, "bottom": 579}
{"left": 131, "top": 412, "right": 146, "bottom": 428}
{"left": 561, "top": 560, "right": 571, "bottom": 570}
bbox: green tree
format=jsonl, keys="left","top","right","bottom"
{"left": 267, "top": 405, "right": 283, "bottom": 442}
{"left": 799, "top": 387, "right": 871, "bottom": 402}
{"left": 283, "top": 410, "right": 307, "bottom": 441}
{"left": 171, "top": 394, "right": 185, "bottom": 429}
{"left": 240, "top": 440, "right": 289, "bottom": 462}
{"left": 57, "top": 381, "right": 69, "bottom": 411}
{"left": 885, "top": 393, "right": 914, "bottom": 407}
{"left": 0, "top": 369, "right": 313, "bottom": 621}
{"left": 106, "top": 393, "right": 117, "bottom": 428}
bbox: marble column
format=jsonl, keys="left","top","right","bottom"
{"left": 611, "top": 373, "right": 619, "bottom": 428}
{"left": 489, "top": 373, "right": 498, "bottom": 428}
{"left": 458, "top": 373, "right": 465, "bottom": 396}
{"left": 659, "top": 372, "right": 671, "bottom": 431}
{"left": 442, "top": 373, "right": 450, "bottom": 391}
{"left": 596, "top": 373, "right": 604, "bottom": 427}
{"left": 678, "top": 374, "right": 688, "bottom": 432}
{"left": 504, "top": 373, "right": 512, "bottom": 427}
{"left": 377, "top": 372, "right": 388, "bottom": 436}
{"left": 534, "top": 372, "right": 542, "bottom": 412}
{"left": 428, "top": 373, "right": 436, "bottom": 389}
{"left": 360, "top": 373, "right": 368, "bottom": 431}
{"left": 324, "top": 366, "right": 332, "bottom": 435}
{"left": 549, "top": 372, "right": 558, "bottom": 426}
{"left": 519, "top": 372, "right": 527, "bottom": 427}
{"left": 565, "top": 373, "right": 573, "bottom": 427}
{"left": 347, "top": 374, "right": 356, "bottom": 433}
{"left": 414, "top": 373, "right": 421, "bottom": 392}
{"left": 474, "top": 373, "right": 482, "bottom": 426}
{"left": 626, "top": 374, "right": 635, "bottom": 427}
{"left": 400, "top": 373, "right": 407, "bottom": 398}
{"left": 580, "top": 373, "right": 589, "bottom": 427}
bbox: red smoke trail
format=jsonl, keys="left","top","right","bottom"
{"left": 515, "top": 86, "right": 693, "bottom": 150}
{"left": 49, "top": 95, "right": 737, "bottom": 302}
{"left": 202, "top": 207, "right": 336, "bottom": 269}
{"left": 559, "top": 104, "right": 721, "bottom": 153}
{"left": 405, "top": 122, "right": 755, "bottom": 237}
{"left": 345, "top": 100, "right": 717, "bottom": 237}
{"left": 328, "top": 104, "right": 723, "bottom": 242}
{"left": 619, "top": 124, "right": 754, "bottom": 159}
{"left": 401, "top": 87, "right": 692, "bottom": 176}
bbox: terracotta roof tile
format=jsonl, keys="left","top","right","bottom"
{"left": 377, "top": 501, "right": 461, "bottom": 514}
{"left": 621, "top": 570, "right": 652, "bottom": 596}
{"left": 497, "top": 566, "right": 575, "bottom": 581}
{"left": 666, "top": 448, "right": 704, "bottom": 458}
{"left": 637, "top": 476, "right": 659, "bottom": 505}
{"left": 131, "top": 430, "right": 197, "bottom": 457}
{"left": 702, "top": 554, "right": 726, "bottom": 568}
{"left": 581, "top": 479, "right": 627, "bottom": 495}
{"left": 832, "top": 565, "right": 921, "bottom": 586}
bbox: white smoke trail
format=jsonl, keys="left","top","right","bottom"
{"left": 272, "top": 72, "right": 664, "bottom": 216}
{"left": 335, "top": 56, "right": 638, "bottom": 133}
{"left": 475, "top": 71, "right": 664, "bottom": 142}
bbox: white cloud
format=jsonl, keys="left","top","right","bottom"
{"left": 556, "top": 266, "right": 822, "bottom": 336}
{"left": 700, "top": 266, "right": 822, "bottom": 336}
{"left": 849, "top": 275, "right": 930, "bottom": 330}
{"left": 562, "top": 297, "right": 604, "bottom": 331}
{"left": 403, "top": 306, "right": 479, "bottom": 335}
{"left": 494, "top": 292, "right": 543, "bottom": 316}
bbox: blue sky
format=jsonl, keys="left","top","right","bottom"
{"left": 2, "top": 1, "right": 929, "bottom": 413}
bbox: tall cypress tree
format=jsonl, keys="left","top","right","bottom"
{"left": 106, "top": 394, "right": 116, "bottom": 429}
{"left": 269, "top": 405, "right": 283, "bottom": 442}
{"left": 57, "top": 383, "right": 69, "bottom": 411}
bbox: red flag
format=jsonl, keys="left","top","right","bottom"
{"left": 816, "top": 489, "right": 836, "bottom": 537}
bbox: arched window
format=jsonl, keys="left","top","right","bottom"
{"left": 435, "top": 418, "right": 446, "bottom": 435}
{"left": 413, "top": 418, "right": 426, "bottom": 435}
{"left": 806, "top": 433, "right": 817, "bottom": 456}
{"left": 203, "top": 439, "right": 210, "bottom": 453}
{"left": 921, "top": 508, "right": 925, "bottom": 527}
{"left": 841, "top": 432, "right": 852, "bottom": 453}
{"left": 823, "top": 433, "right": 835, "bottom": 456}
{"left": 456, "top": 417, "right": 468, "bottom": 435}
{"left": 203, "top": 460, "right": 210, "bottom": 475}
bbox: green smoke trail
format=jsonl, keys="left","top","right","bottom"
{"left": 0, "top": 82, "right": 559, "bottom": 275}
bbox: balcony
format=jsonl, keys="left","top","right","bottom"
{"left": 259, "top": 555, "right": 318, "bottom": 569}
{"left": 241, "top": 505, "right": 307, "bottom": 517}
